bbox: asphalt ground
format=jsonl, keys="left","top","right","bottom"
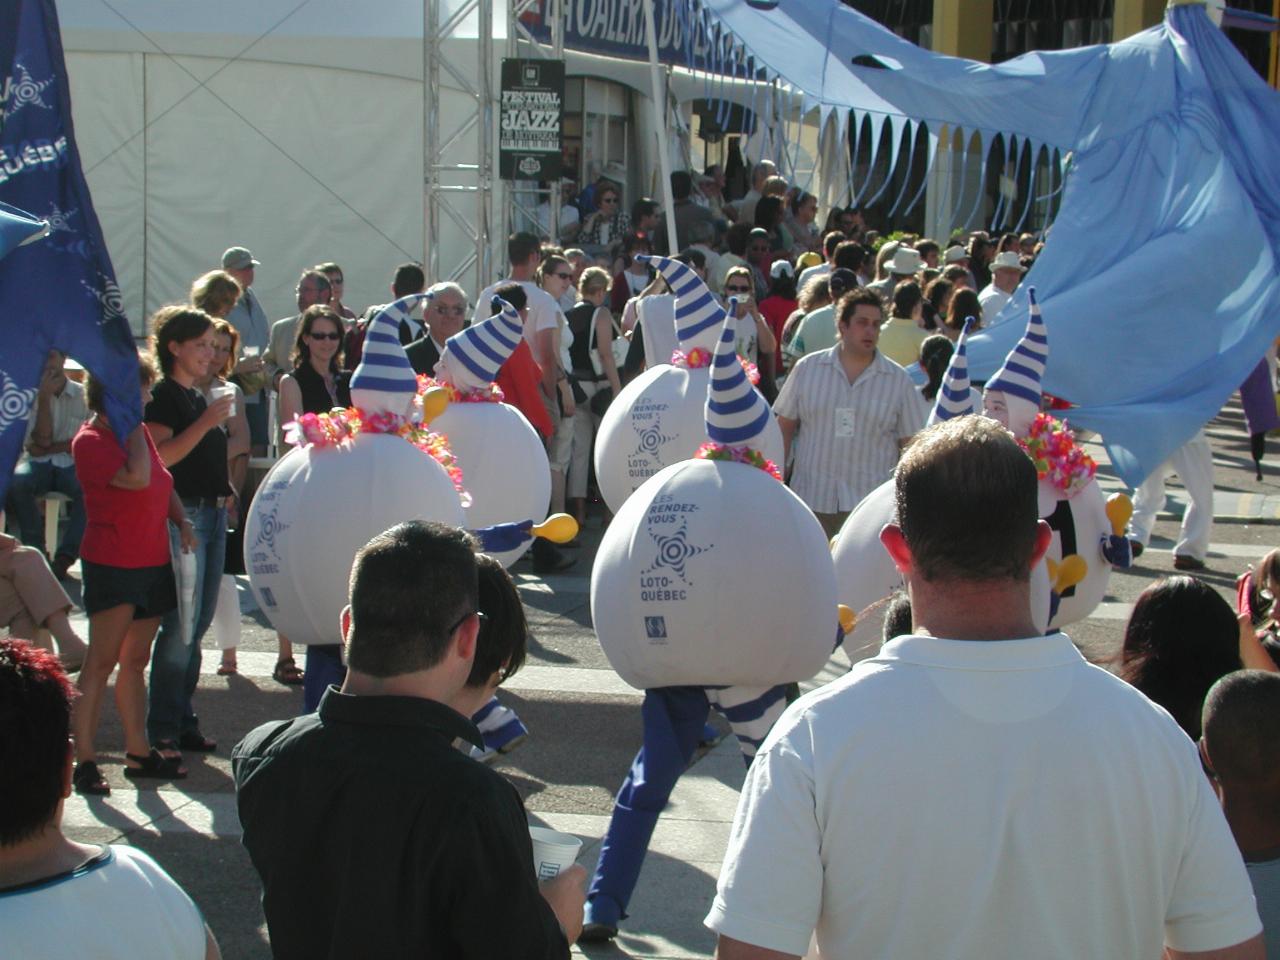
{"left": 57, "top": 396, "right": 1280, "bottom": 959}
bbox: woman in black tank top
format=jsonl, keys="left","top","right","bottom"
{"left": 276, "top": 306, "right": 351, "bottom": 447}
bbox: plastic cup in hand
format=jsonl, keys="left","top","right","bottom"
{"left": 242, "top": 345, "right": 260, "bottom": 358}
{"left": 529, "top": 826, "right": 582, "bottom": 880}
{"left": 210, "top": 383, "right": 235, "bottom": 418}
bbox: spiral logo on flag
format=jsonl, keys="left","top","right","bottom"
{"left": 1, "top": 62, "right": 54, "bottom": 120}
{"left": 80, "top": 276, "right": 127, "bottom": 327}
{"left": 0, "top": 370, "right": 36, "bottom": 435}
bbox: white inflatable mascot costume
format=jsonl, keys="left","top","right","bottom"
{"left": 593, "top": 255, "right": 782, "bottom": 514}
{"left": 583, "top": 302, "right": 852, "bottom": 941}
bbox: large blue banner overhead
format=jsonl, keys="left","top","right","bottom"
{"left": 0, "top": 0, "right": 140, "bottom": 499}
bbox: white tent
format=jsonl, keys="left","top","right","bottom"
{"left": 58, "top": 0, "right": 736, "bottom": 331}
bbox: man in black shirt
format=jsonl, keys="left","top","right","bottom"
{"left": 232, "top": 522, "right": 583, "bottom": 958}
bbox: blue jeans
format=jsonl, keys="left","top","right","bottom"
{"left": 147, "top": 503, "right": 226, "bottom": 744}
{"left": 6, "top": 459, "right": 85, "bottom": 559}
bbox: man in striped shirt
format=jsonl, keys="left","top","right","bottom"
{"left": 774, "top": 288, "right": 924, "bottom": 537}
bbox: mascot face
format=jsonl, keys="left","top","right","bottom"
{"left": 982, "top": 387, "right": 1037, "bottom": 437}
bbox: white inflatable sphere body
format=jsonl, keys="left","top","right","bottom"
{"left": 591, "top": 459, "right": 837, "bottom": 688}
{"left": 432, "top": 403, "right": 550, "bottom": 567}
{"left": 245, "top": 433, "right": 465, "bottom": 644}
{"left": 832, "top": 478, "right": 1051, "bottom": 657}
{"left": 1041, "top": 477, "right": 1112, "bottom": 628}
{"left": 594, "top": 364, "right": 783, "bottom": 515}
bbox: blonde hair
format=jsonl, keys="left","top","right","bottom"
{"left": 578, "top": 266, "right": 611, "bottom": 298}
{"left": 190, "top": 270, "right": 242, "bottom": 319}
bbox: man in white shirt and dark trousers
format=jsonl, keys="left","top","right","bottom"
{"left": 6, "top": 350, "right": 87, "bottom": 580}
{"left": 474, "top": 232, "right": 574, "bottom": 573}
{"left": 774, "top": 287, "right": 923, "bottom": 538}
{"left": 707, "top": 415, "right": 1264, "bottom": 960}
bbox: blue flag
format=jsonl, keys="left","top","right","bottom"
{"left": 0, "top": 0, "right": 140, "bottom": 500}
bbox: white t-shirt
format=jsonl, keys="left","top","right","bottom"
{"left": 636, "top": 295, "right": 678, "bottom": 370}
{"left": 796, "top": 262, "right": 831, "bottom": 294}
{"left": 0, "top": 844, "right": 206, "bottom": 959}
{"left": 472, "top": 279, "right": 565, "bottom": 356}
{"left": 707, "top": 633, "right": 1261, "bottom": 959}
{"left": 978, "top": 283, "right": 1013, "bottom": 319}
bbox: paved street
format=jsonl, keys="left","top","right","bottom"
{"left": 60, "top": 398, "right": 1279, "bottom": 959}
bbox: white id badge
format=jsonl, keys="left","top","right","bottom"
{"left": 835, "top": 408, "right": 857, "bottom": 438}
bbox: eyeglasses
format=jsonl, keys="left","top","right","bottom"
{"left": 554, "top": 272, "right": 574, "bottom": 280}
{"left": 307, "top": 332, "right": 341, "bottom": 341}
{"left": 447, "top": 608, "right": 488, "bottom": 635}
{"left": 432, "top": 304, "right": 466, "bottom": 317}
{"left": 724, "top": 285, "right": 751, "bottom": 294}
{"left": 600, "top": 196, "right": 618, "bottom": 204}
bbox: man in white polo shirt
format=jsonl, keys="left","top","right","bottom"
{"left": 978, "top": 249, "right": 1025, "bottom": 319}
{"left": 708, "top": 416, "right": 1264, "bottom": 960}
{"left": 774, "top": 287, "right": 923, "bottom": 538}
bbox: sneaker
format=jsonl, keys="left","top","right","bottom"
{"left": 1174, "top": 554, "right": 1206, "bottom": 571}
{"left": 472, "top": 699, "right": 530, "bottom": 755}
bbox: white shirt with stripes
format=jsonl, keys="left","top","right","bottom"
{"left": 774, "top": 347, "right": 924, "bottom": 514}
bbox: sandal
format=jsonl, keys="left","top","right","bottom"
{"left": 177, "top": 730, "right": 217, "bottom": 753}
{"left": 73, "top": 760, "right": 110, "bottom": 796}
{"left": 123, "top": 749, "right": 187, "bottom": 781}
{"left": 273, "top": 657, "right": 304, "bottom": 686}
{"left": 216, "top": 661, "right": 237, "bottom": 676}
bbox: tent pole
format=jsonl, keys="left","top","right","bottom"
{"left": 644, "top": 0, "right": 680, "bottom": 255}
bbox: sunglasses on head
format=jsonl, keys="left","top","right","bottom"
{"left": 308, "top": 331, "right": 341, "bottom": 341}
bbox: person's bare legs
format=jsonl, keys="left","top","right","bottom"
{"left": 72, "top": 604, "right": 135, "bottom": 764}
{"left": 116, "top": 616, "right": 171, "bottom": 767}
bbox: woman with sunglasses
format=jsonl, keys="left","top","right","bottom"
{"left": 276, "top": 305, "right": 353, "bottom": 709}
{"left": 277, "top": 306, "right": 351, "bottom": 450}
{"left": 577, "top": 187, "right": 631, "bottom": 256}
{"left": 721, "top": 265, "right": 779, "bottom": 401}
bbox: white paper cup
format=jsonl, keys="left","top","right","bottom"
{"left": 242, "top": 345, "right": 260, "bottom": 358}
{"left": 529, "top": 826, "right": 582, "bottom": 880}
{"left": 210, "top": 383, "right": 236, "bottom": 417}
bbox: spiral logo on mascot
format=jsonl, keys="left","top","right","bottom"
{"left": 644, "top": 520, "right": 711, "bottom": 585}
{"left": 0, "top": 371, "right": 36, "bottom": 435}
{"left": 252, "top": 506, "right": 289, "bottom": 561}
{"left": 2, "top": 63, "right": 54, "bottom": 120}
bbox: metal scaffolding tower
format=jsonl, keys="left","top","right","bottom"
{"left": 424, "top": 0, "right": 494, "bottom": 292}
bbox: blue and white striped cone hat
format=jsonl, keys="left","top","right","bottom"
{"left": 984, "top": 287, "right": 1048, "bottom": 408}
{"left": 926, "top": 318, "right": 976, "bottom": 427}
{"left": 349, "top": 293, "right": 429, "bottom": 416}
{"left": 635, "top": 254, "right": 723, "bottom": 354}
{"left": 436, "top": 295, "right": 524, "bottom": 392}
{"left": 705, "top": 300, "right": 772, "bottom": 447}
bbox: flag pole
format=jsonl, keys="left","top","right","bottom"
{"left": 643, "top": 1, "right": 680, "bottom": 255}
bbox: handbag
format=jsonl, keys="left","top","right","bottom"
{"left": 590, "top": 385, "right": 614, "bottom": 416}
{"left": 589, "top": 309, "right": 629, "bottom": 378}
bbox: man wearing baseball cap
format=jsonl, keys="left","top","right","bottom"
{"left": 222, "top": 246, "right": 270, "bottom": 450}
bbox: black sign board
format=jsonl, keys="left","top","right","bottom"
{"left": 499, "top": 58, "right": 564, "bottom": 181}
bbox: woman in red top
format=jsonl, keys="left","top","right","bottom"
{"left": 69, "top": 357, "right": 195, "bottom": 795}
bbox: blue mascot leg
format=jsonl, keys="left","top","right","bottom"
{"left": 585, "top": 686, "right": 709, "bottom": 933}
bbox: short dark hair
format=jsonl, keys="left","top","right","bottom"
{"left": 754, "top": 195, "right": 784, "bottom": 230}
{"left": 391, "top": 262, "right": 426, "bottom": 298}
{"left": 299, "top": 269, "right": 332, "bottom": 298}
{"left": 670, "top": 171, "right": 693, "bottom": 201}
{"left": 676, "top": 247, "right": 706, "bottom": 272}
{"left": 822, "top": 231, "right": 847, "bottom": 258}
{"left": 0, "top": 639, "right": 75, "bottom": 846}
{"left": 832, "top": 240, "right": 864, "bottom": 273}
{"left": 915, "top": 239, "right": 940, "bottom": 259}
{"left": 467, "top": 554, "right": 529, "bottom": 687}
{"left": 1119, "top": 576, "right": 1241, "bottom": 740}
{"left": 345, "top": 522, "right": 479, "bottom": 678}
{"left": 507, "top": 232, "right": 542, "bottom": 268}
{"left": 151, "top": 305, "right": 214, "bottom": 377}
{"left": 836, "top": 288, "right": 883, "bottom": 326}
{"left": 947, "top": 288, "right": 982, "bottom": 331}
{"left": 891, "top": 280, "right": 923, "bottom": 320}
{"left": 493, "top": 282, "right": 527, "bottom": 313}
{"left": 827, "top": 268, "right": 858, "bottom": 298}
{"left": 725, "top": 222, "right": 752, "bottom": 256}
{"left": 882, "top": 592, "right": 913, "bottom": 644}
{"left": 1203, "top": 670, "right": 1280, "bottom": 785}
{"left": 87, "top": 351, "right": 156, "bottom": 416}
{"left": 632, "top": 197, "right": 660, "bottom": 222}
{"left": 895, "top": 417, "right": 1040, "bottom": 583}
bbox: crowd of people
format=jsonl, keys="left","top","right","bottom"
{"left": 1, "top": 158, "right": 1279, "bottom": 958}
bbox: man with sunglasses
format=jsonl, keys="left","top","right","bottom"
{"left": 405, "top": 282, "right": 470, "bottom": 377}
{"left": 233, "top": 521, "right": 585, "bottom": 958}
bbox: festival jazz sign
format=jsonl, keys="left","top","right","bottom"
{"left": 499, "top": 58, "right": 564, "bottom": 181}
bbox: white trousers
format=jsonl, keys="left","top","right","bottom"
{"left": 1130, "top": 429, "right": 1214, "bottom": 560}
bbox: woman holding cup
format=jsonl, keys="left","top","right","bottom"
{"left": 144, "top": 306, "right": 233, "bottom": 760}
